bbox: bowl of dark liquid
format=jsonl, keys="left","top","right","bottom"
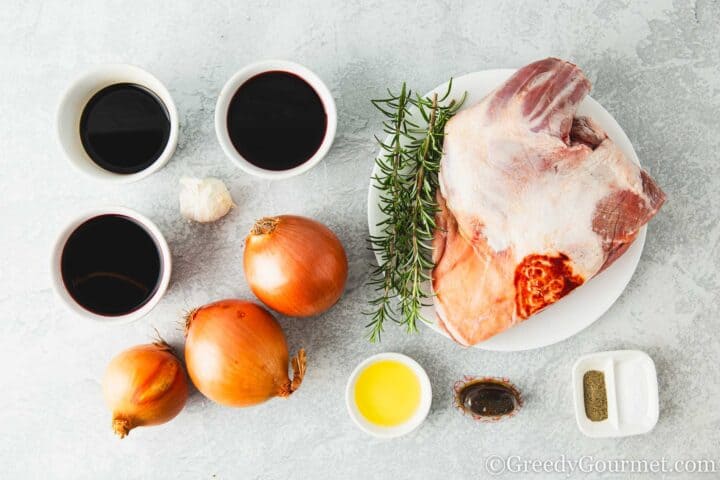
{"left": 51, "top": 207, "right": 171, "bottom": 324}
{"left": 215, "top": 60, "right": 337, "bottom": 179}
{"left": 57, "top": 64, "right": 178, "bottom": 183}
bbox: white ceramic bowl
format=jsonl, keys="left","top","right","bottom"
{"left": 215, "top": 60, "right": 337, "bottom": 179}
{"left": 56, "top": 64, "right": 179, "bottom": 183}
{"left": 50, "top": 206, "right": 172, "bottom": 325}
{"left": 345, "top": 353, "right": 432, "bottom": 438}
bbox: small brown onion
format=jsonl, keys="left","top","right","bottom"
{"left": 244, "top": 215, "right": 348, "bottom": 317}
{"left": 102, "top": 342, "right": 188, "bottom": 438}
{"left": 184, "top": 299, "right": 306, "bottom": 407}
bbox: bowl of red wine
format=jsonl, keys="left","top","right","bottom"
{"left": 215, "top": 60, "right": 337, "bottom": 179}
{"left": 50, "top": 207, "right": 172, "bottom": 324}
{"left": 57, "top": 64, "right": 178, "bottom": 183}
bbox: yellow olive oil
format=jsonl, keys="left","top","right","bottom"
{"left": 354, "top": 360, "right": 421, "bottom": 427}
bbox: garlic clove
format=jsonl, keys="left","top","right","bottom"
{"left": 179, "top": 177, "right": 234, "bottom": 223}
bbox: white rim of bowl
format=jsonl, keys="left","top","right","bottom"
{"left": 56, "top": 64, "right": 179, "bottom": 184}
{"left": 345, "top": 352, "right": 432, "bottom": 438}
{"left": 50, "top": 206, "right": 172, "bottom": 325}
{"left": 214, "top": 59, "right": 337, "bottom": 180}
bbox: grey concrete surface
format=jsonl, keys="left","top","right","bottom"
{"left": 1, "top": 1, "right": 718, "bottom": 478}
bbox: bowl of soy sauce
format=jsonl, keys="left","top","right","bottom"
{"left": 215, "top": 60, "right": 337, "bottom": 179}
{"left": 50, "top": 207, "right": 172, "bottom": 324}
{"left": 57, "top": 64, "right": 178, "bottom": 183}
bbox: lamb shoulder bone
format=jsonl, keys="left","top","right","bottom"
{"left": 432, "top": 58, "right": 665, "bottom": 346}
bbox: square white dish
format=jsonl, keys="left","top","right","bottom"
{"left": 572, "top": 350, "right": 659, "bottom": 437}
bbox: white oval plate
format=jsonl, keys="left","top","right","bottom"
{"left": 367, "top": 69, "right": 646, "bottom": 352}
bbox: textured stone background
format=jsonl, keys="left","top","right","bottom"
{"left": 1, "top": 1, "right": 718, "bottom": 478}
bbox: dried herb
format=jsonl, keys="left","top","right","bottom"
{"left": 366, "top": 81, "right": 465, "bottom": 342}
{"left": 583, "top": 370, "right": 608, "bottom": 421}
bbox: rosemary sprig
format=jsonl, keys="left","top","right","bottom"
{"left": 367, "top": 80, "right": 466, "bottom": 342}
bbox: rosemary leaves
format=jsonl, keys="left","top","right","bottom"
{"left": 367, "top": 81, "right": 465, "bottom": 341}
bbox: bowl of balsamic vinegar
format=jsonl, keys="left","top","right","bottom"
{"left": 57, "top": 64, "right": 178, "bottom": 183}
{"left": 50, "top": 207, "right": 172, "bottom": 324}
{"left": 215, "top": 60, "right": 337, "bottom": 179}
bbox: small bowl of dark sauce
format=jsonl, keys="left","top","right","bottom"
{"left": 57, "top": 64, "right": 178, "bottom": 183}
{"left": 50, "top": 207, "right": 172, "bottom": 324}
{"left": 215, "top": 60, "right": 337, "bottom": 179}
{"left": 454, "top": 376, "right": 523, "bottom": 422}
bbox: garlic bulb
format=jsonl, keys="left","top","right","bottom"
{"left": 179, "top": 177, "right": 234, "bottom": 223}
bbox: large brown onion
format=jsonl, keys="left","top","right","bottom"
{"left": 184, "top": 299, "right": 306, "bottom": 407}
{"left": 244, "top": 215, "right": 348, "bottom": 317}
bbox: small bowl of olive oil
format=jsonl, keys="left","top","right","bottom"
{"left": 345, "top": 353, "right": 432, "bottom": 438}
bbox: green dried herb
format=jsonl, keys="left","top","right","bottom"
{"left": 583, "top": 370, "right": 608, "bottom": 421}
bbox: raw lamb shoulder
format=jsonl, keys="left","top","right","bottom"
{"left": 432, "top": 58, "right": 665, "bottom": 346}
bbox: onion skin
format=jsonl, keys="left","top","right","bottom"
{"left": 244, "top": 215, "right": 348, "bottom": 317}
{"left": 102, "top": 342, "right": 188, "bottom": 438}
{"left": 184, "top": 299, "right": 306, "bottom": 407}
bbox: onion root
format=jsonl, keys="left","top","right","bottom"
{"left": 279, "top": 348, "right": 307, "bottom": 397}
{"left": 112, "top": 417, "right": 132, "bottom": 439}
